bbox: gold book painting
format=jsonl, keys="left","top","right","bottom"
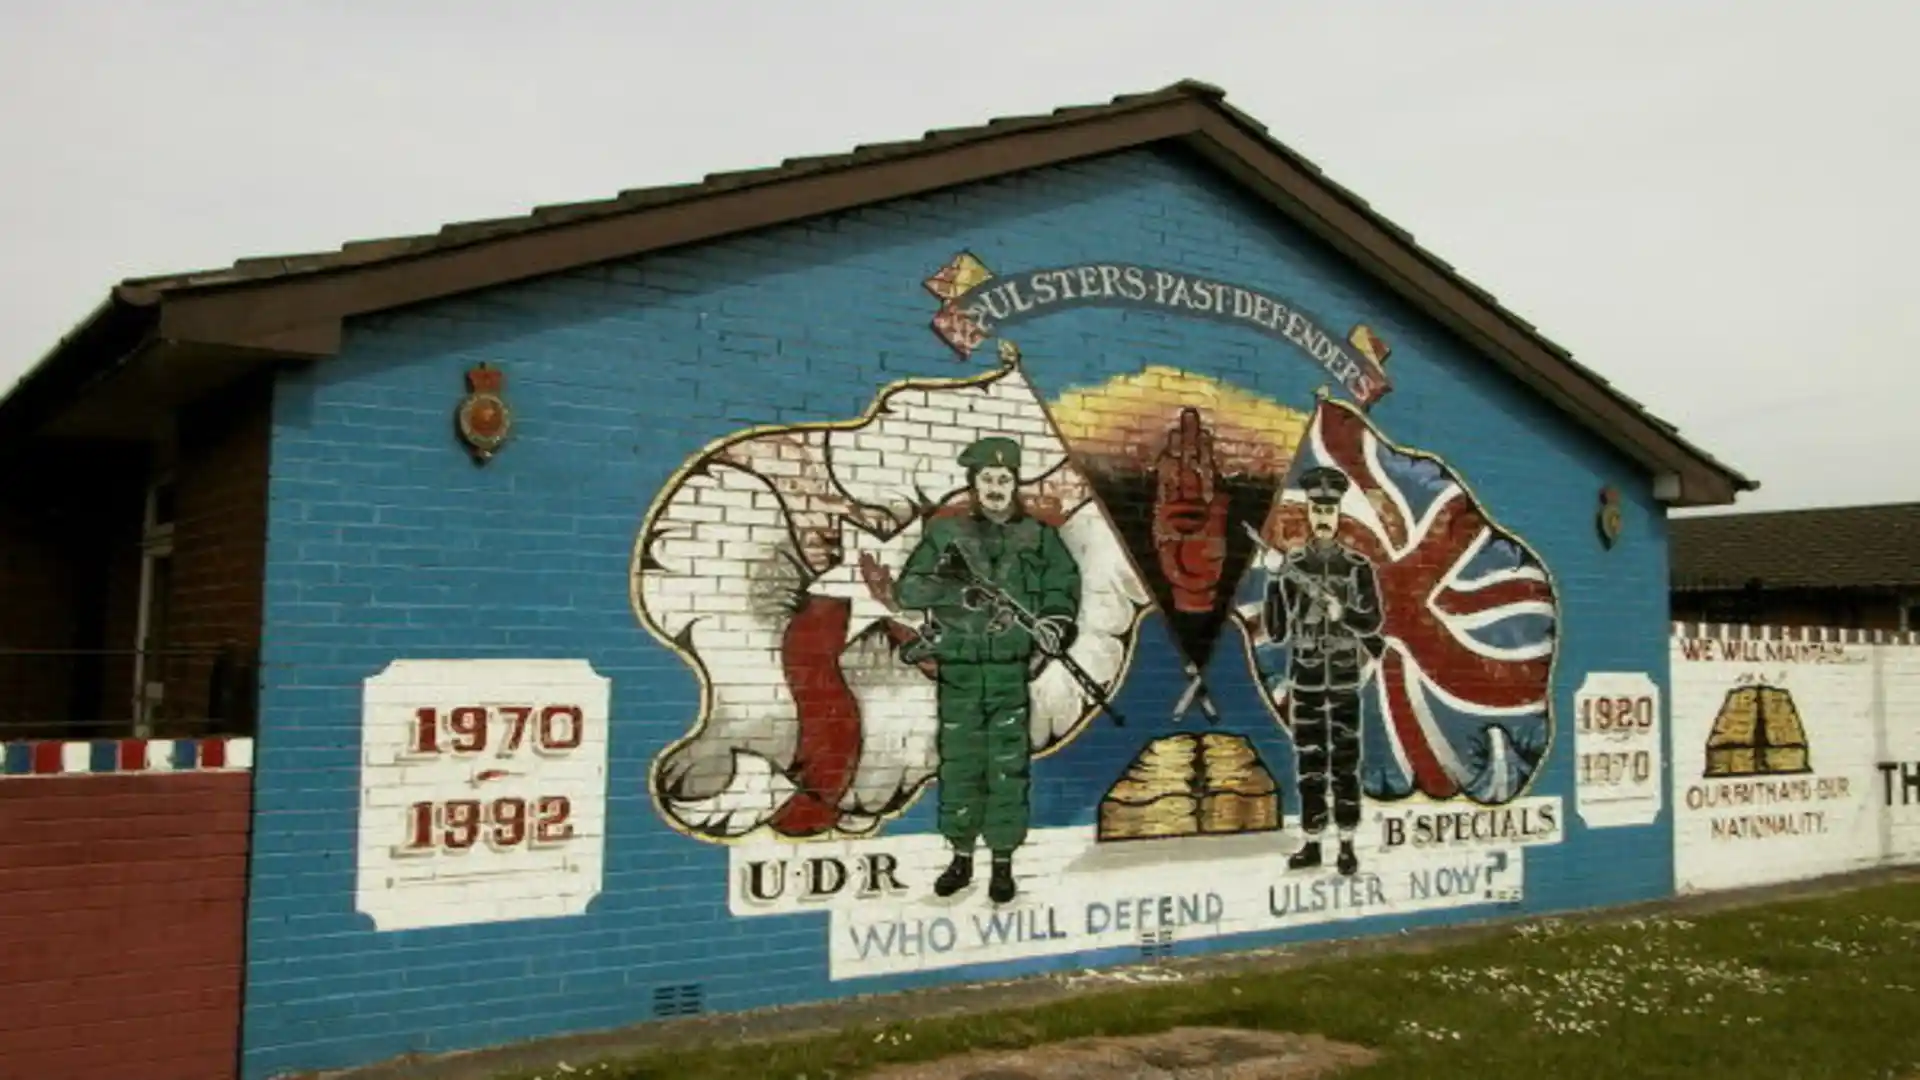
{"left": 1704, "top": 683, "right": 1812, "bottom": 778}
{"left": 1098, "top": 732, "right": 1282, "bottom": 842}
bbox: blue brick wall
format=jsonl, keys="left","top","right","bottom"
{"left": 242, "top": 146, "right": 1674, "bottom": 1078}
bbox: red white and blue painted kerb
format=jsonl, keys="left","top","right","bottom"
{"left": 0, "top": 736, "right": 255, "bottom": 777}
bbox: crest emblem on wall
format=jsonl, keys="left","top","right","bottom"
{"left": 455, "top": 362, "right": 513, "bottom": 463}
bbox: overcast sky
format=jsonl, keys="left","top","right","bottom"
{"left": 2, "top": 1, "right": 1912, "bottom": 514}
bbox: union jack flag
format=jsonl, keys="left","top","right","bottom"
{"left": 1240, "top": 398, "right": 1558, "bottom": 805}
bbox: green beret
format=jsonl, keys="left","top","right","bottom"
{"left": 959, "top": 436, "right": 1022, "bottom": 473}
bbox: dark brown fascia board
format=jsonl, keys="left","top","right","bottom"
{"left": 136, "top": 93, "right": 1743, "bottom": 505}
{"left": 150, "top": 99, "right": 1208, "bottom": 348}
{"left": 0, "top": 293, "right": 160, "bottom": 455}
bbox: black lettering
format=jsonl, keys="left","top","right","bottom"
{"left": 803, "top": 857, "right": 848, "bottom": 898}
{"left": 742, "top": 859, "right": 787, "bottom": 902}
{"left": 860, "top": 852, "right": 907, "bottom": 897}
{"left": 1086, "top": 902, "right": 1110, "bottom": 934}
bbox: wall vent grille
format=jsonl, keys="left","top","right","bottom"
{"left": 652, "top": 983, "right": 704, "bottom": 1017}
{"left": 1140, "top": 928, "right": 1175, "bottom": 962}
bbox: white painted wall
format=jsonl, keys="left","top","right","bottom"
{"left": 355, "top": 658, "right": 612, "bottom": 931}
{"left": 1879, "top": 645, "right": 1920, "bottom": 865}
{"left": 1671, "top": 624, "right": 1920, "bottom": 893}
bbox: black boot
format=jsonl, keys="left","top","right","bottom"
{"left": 932, "top": 854, "right": 973, "bottom": 897}
{"left": 1336, "top": 839, "right": 1359, "bottom": 877}
{"left": 988, "top": 855, "right": 1017, "bottom": 904}
{"left": 1287, "top": 839, "right": 1323, "bottom": 870}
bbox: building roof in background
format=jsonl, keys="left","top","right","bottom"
{"left": 0, "top": 80, "right": 1754, "bottom": 504}
{"left": 1671, "top": 502, "right": 1920, "bottom": 591}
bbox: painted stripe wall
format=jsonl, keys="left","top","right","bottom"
{"left": 0, "top": 736, "right": 255, "bottom": 777}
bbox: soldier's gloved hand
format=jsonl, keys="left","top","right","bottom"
{"left": 1258, "top": 547, "right": 1286, "bottom": 575}
{"left": 1326, "top": 599, "right": 1344, "bottom": 623}
{"left": 1034, "top": 616, "right": 1077, "bottom": 655}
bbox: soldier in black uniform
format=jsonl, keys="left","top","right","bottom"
{"left": 1262, "top": 466, "right": 1386, "bottom": 876}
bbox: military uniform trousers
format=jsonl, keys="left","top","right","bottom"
{"left": 1290, "top": 685, "right": 1363, "bottom": 834}
{"left": 935, "top": 660, "right": 1032, "bottom": 854}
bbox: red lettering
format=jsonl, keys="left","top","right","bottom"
{"left": 405, "top": 704, "right": 587, "bottom": 758}
{"left": 404, "top": 801, "right": 436, "bottom": 852}
{"left": 539, "top": 706, "right": 584, "bottom": 752}
{"left": 410, "top": 707, "right": 442, "bottom": 755}
{"left": 500, "top": 706, "right": 533, "bottom": 753}
{"left": 1578, "top": 694, "right": 1656, "bottom": 734}
{"left": 535, "top": 796, "right": 575, "bottom": 845}
{"left": 401, "top": 795, "right": 574, "bottom": 853}
{"left": 447, "top": 707, "right": 488, "bottom": 753}
{"left": 489, "top": 797, "right": 529, "bottom": 848}
{"left": 443, "top": 799, "right": 483, "bottom": 849}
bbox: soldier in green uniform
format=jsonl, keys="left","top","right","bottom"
{"left": 896, "top": 436, "right": 1082, "bottom": 904}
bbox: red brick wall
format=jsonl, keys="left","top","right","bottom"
{"left": 162, "top": 375, "right": 272, "bottom": 735}
{"left": 0, "top": 770, "right": 251, "bottom": 1080}
{"left": 0, "top": 498, "right": 82, "bottom": 735}
{"left": 0, "top": 373, "right": 272, "bottom": 740}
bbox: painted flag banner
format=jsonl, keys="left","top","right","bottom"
{"left": 1241, "top": 398, "right": 1559, "bottom": 805}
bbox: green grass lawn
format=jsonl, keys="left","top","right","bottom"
{"left": 512, "top": 880, "right": 1920, "bottom": 1080}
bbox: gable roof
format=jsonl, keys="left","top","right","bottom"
{"left": 1, "top": 79, "right": 1754, "bottom": 505}
{"left": 1671, "top": 502, "right": 1920, "bottom": 591}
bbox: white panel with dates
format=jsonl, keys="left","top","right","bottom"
{"left": 355, "top": 658, "right": 611, "bottom": 931}
{"left": 1570, "top": 671, "right": 1663, "bottom": 829}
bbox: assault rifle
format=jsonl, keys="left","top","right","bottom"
{"left": 1241, "top": 523, "right": 1386, "bottom": 660}
{"left": 1241, "top": 522, "right": 1344, "bottom": 622}
{"left": 935, "top": 547, "right": 1127, "bottom": 728}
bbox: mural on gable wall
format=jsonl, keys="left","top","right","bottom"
{"left": 632, "top": 252, "right": 1568, "bottom": 980}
